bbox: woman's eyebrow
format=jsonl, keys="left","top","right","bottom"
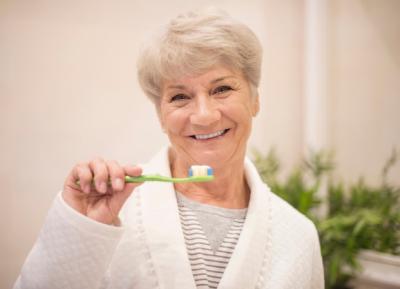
{"left": 211, "top": 75, "right": 236, "bottom": 83}
{"left": 165, "top": 84, "right": 186, "bottom": 90}
{"left": 165, "top": 75, "right": 236, "bottom": 90}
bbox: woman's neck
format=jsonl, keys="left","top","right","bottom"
{"left": 171, "top": 153, "right": 250, "bottom": 209}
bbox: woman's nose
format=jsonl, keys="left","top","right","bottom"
{"left": 190, "top": 96, "right": 221, "bottom": 126}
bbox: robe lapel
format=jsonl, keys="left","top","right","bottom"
{"left": 133, "top": 148, "right": 272, "bottom": 289}
{"left": 218, "top": 158, "right": 273, "bottom": 289}
{"left": 139, "top": 147, "right": 197, "bottom": 289}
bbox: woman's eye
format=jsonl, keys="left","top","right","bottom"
{"left": 170, "top": 94, "right": 188, "bottom": 102}
{"left": 213, "top": 85, "right": 232, "bottom": 94}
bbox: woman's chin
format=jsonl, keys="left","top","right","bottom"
{"left": 190, "top": 151, "right": 230, "bottom": 168}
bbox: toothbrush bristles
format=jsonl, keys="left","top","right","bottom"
{"left": 189, "top": 165, "right": 213, "bottom": 177}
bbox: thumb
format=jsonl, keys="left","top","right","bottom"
{"left": 108, "top": 165, "right": 143, "bottom": 213}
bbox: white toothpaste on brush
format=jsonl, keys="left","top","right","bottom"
{"left": 189, "top": 165, "right": 213, "bottom": 177}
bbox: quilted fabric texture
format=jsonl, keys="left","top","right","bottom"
{"left": 14, "top": 194, "right": 124, "bottom": 289}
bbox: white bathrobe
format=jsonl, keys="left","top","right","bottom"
{"left": 14, "top": 147, "right": 324, "bottom": 289}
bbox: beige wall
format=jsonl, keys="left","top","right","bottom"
{"left": 0, "top": 0, "right": 399, "bottom": 287}
{"left": 328, "top": 0, "right": 400, "bottom": 185}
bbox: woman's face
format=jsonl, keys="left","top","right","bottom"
{"left": 158, "top": 66, "right": 259, "bottom": 169}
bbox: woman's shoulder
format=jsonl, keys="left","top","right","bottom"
{"left": 269, "top": 191, "right": 319, "bottom": 240}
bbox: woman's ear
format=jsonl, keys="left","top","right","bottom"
{"left": 156, "top": 106, "right": 167, "bottom": 133}
{"left": 251, "top": 95, "right": 260, "bottom": 117}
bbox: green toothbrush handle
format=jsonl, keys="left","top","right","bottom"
{"left": 124, "top": 174, "right": 214, "bottom": 183}
{"left": 76, "top": 174, "right": 213, "bottom": 186}
{"left": 124, "top": 175, "right": 171, "bottom": 182}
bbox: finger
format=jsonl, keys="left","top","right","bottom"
{"left": 107, "top": 160, "right": 125, "bottom": 192}
{"left": 108, "top": 165, "right": 143, "bottom": 213}
{"left": 123, "top": 165, "right": 142, "bottom": 177}
{"left": 71, "top": 163, "right": 93, "bottom": 194}
{"left": 122, "top": 165, "right": 143, "bottom": 192}
{"left": 89, "top": 158, "right": 109, "bottom": 193}
{"left": 121, "top": 165, "right": 143, "bottom": 193}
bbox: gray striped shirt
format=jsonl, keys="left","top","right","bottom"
{"left": 176, "top": 192, "right": 247, "bottom": 289}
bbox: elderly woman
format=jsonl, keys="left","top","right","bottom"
{"left": 15, "top": 9, "right": 324, "bottom": 289}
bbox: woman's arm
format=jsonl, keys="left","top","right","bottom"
{"left": 14, "top": 159, "right": 144, "bottom": 289}
{"left": 14, "top": 193, "right": 124, "bottom": 289}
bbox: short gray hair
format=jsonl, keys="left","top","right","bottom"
{"left": 137, "top": 8, "right": 263, "bottom": 104}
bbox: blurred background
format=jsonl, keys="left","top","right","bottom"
{"left": 0, "top": 0, "right": 399, "bottom": 288}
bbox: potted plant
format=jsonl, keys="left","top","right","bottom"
{"left": 252, "top": 149, "right": 400, "bottom": 289}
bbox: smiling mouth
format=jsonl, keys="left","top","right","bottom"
{"left": 190, "top": 129, "right": 230, "bottom": 140}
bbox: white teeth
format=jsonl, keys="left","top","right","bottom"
{"left": 194, "top": 129, "right": 225, "bottom": 140}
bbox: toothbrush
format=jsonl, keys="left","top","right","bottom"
{"left": 76, "top": 165, "right": 214, "bottom": 186}
{"left": 125, "top": 165, "right": 214, "bottom": 183}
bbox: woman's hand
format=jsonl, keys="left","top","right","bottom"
{"left": 62, "top": 158, "right": 143, "bottom": 225}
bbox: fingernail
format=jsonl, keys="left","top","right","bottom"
{"left": 114, "top": 178, "right": 124, "bottom": 191}
{"left": 100, "top": 182, "right": 107, "bottom": 193}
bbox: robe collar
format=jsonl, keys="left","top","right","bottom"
{"left": 138, "top": 147, "right": 272, "bottom": 289}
